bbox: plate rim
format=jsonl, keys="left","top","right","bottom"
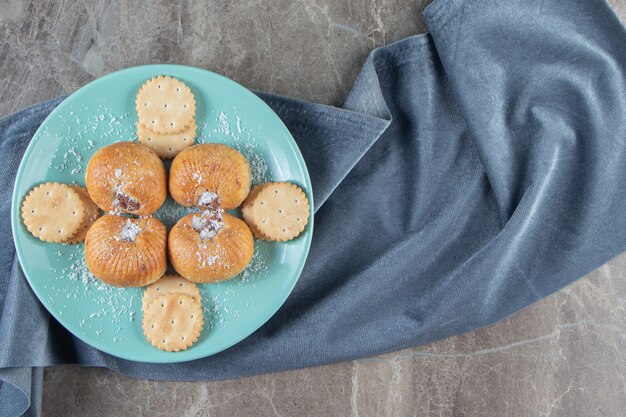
{"left": 10, "top": 64, "right": 314, "bottom": 363}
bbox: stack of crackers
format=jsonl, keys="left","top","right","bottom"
{"left": 141, "top": 274, "right": 203, "bottom": 352}
{"left": 134, "top": 76, "right": 204, "bottom": 351}
{"left": 21, "top": 183, "right": 100, "bottom": 244}
{"left": 136, "top": 75, "right": 197, "bottom": 159}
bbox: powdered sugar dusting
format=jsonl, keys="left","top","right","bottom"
{"left": 119, "top": 219, "right": 141, "bottom": 242}
{"left": 197, "top": 190, "right": 220, "bottom": 209}
{"left": 50, "top": 247, "right": 140, "bottom": 342}
{"left": 192, "top": 210, "right": 224, "bottom": 240}
{"left": 200, "top": 229, "right": 216, "bottom": 240}
{"left": 240, "top": 241, "right": 270, "bottom": 282}
{"left": 196, "top": 243, "right": 227, "bottom": 268}
{"left": 244, "top": 144, "right": 270, "bottom": 185}
{"left": 218, "top": 111, "right": 230, "bottom": 135}
{"left": 197, "top": 253, "right": 220, "bottom": 268}
{"left": 48, "top": 103, "right": 134, "bottom": 177}
{"left": 197, "top": 108, "right": 271, "bottom": 185}
{"left": 191, "top": 215, "right": 207, "bottom": 231}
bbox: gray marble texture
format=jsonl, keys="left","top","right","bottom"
{"left": 2, "top": 0, "right": 626, "bottom": 416}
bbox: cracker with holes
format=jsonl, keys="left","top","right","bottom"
{"left": 142, "top": 293, "right": 203, "bottom": 352}
{"left": 136, "top": 76, "right": 196, "bottom": 134}
{"left": 21, "top": 182, "right": 86, "bottom": 243}
{"left": 137, "top": 120, "right": 196, "bottom": 159}
{"left": 241, "top": 183, "right": 272, "bottom": 239}
{"left": 142, "top": 274, "right": 201, "bottom": 311}
{"left": 65, "top": 185, "right": 101, "bottom": 244}
{"left": 241, "top": 181, "right": 309, "bottom": 241}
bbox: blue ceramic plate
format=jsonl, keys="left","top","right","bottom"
{"left": 11, "top": 65, "right": 313, "bottom": 363}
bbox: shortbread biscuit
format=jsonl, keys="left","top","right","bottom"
{"left": 85, "top": 142, "right": 167, "bottom": 215}
{"left": 142, "top": 293, "right": 203, "bottom": 352}
{"left": 136, "top": 76, "right": 196, "bottom": 134}
{"left": 65, "top": 186, "right": 101, "bottom": 244}
{"left": 242, "top": 182, "right": 309, "bottom": 241}
{"left": 241, "top": 183, "right": 272, "bottom": 240}
{"left": 169, "top": 143, "right": 251, "bottom": 210}
{"left": 21, "top": 183, "right": 85, "bottom": 243}
{"left": 85, "top": 215, "right": 167, "bottom": 287}
{"left": 168, "top": 212, "right": 254, "bottom": 283}
{"left": 137, "top": 120, "right": 196, "bottom": 159}
{"left": 142, "top": 274, "right": 201, "bottom": 311}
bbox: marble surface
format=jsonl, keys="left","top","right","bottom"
{"left": 2, "top": 0, "right": 626, "bottom": 416}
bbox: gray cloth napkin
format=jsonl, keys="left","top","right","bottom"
{"left": 2, "top": 0, "right": 626, "bottom": 415}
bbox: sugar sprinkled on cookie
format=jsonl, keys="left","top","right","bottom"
{"left": 197, "top": 191, "right": 220, "bottom": 210}
{"left": 191, "top": 209, "right": 225, "bottom": 240}
{"left": 85, "top": 142, "right": 167, "bottom": 216}
{"left": 168, "top": 213, "right": 254, "bottom": 283}
{"left": 168, "top": 143, "right": 251, "bottom": 210}
{"left": 85, "top": 215, "right": 167, "bottom": 287}
{"left": 119, "top": 219, "right": 141, "bottom": 242}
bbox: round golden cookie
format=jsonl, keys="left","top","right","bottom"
{"left": 142, "top": 293, "right": 203, "bottom": 352}
{"left": 169, "top": 143, "right": 252, "bottom": 210}
{"left": 137, "top": 120, "right": 196, "bottom": 159}
{"left": 241, "top": 183, "right": 272, "bottom": 239}
{"left": 85, "top": 142, "right": 167, "bottom": 216}
{"left": 242, "top": 182, "right": 309, "bottom": 241}
{"left": 21, "top": 182, "right": 85, "bottom": 243}
{"left": 168, "top": 212, "right": 254, "bottom": 283}
{"left": 142, "top": 274, "right": 201, "bottom": 311}
{"left": 136, "top": 76, "right": 196, "bottom": 134}
{"left": 64, "top": 186, "right": 101, "bottom": 244}
{"left": 85, "top": 215, "right": 167, "bottom": 287}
